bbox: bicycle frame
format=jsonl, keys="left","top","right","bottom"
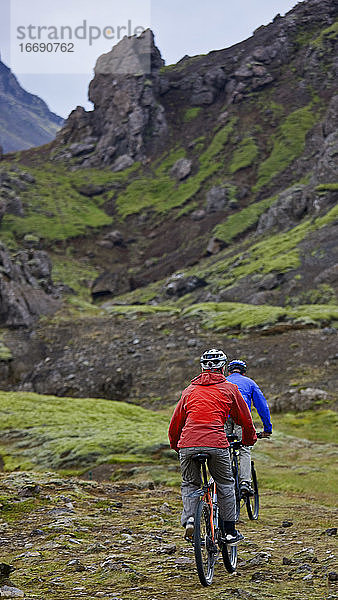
{"left": 192, "top": 459, "right": 217, "bottom": 546}
{"left": 189, "top": 452, "right": 238, "bottom": 585}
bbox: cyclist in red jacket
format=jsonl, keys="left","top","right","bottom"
{"left": 168, "top": 349, "right": 257, "bottom": 545}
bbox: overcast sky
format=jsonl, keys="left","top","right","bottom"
{"left": 1, "top": 0, "right": 300, "bottom": 118}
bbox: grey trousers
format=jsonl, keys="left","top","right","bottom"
{"left": 225, "top": 417, "right": 252, "bottom": 484}
{"left": 179, "top": 446, "right": 235, "bottom": 526}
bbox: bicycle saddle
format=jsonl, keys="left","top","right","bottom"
{"left": 192, "top": 453, "right": 210, "bottom": 462}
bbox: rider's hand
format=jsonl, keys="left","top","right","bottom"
{"left": 261, "top": 432, "right": 271, "bottom": 438}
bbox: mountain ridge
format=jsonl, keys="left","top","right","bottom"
{"left": 0, "top": 59, "right": 63, "bottom": 153}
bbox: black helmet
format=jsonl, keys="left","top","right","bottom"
{"left": 228, "top": 359, "right": 247, "bottom": 374}
{"left": 200, "top": 348, "right": 227, "bottom": 371}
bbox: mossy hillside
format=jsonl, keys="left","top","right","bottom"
{"left": 182, "top": 301, "right": 338, "bottom": 331}
{"left": 191, "top": 203, "right": 338, "bottom": 291}
{"left": 229, "top": 136, "right": 259, "bottom": 174}
{"left": 312, "top": 20, "right": 338, "bottom": 48}
{"left": 253, "top": 103, "right": 319, "bottom": 191}
{"left": 315, "top": 182, "right": 338, "bottom": 192}
{"left": 0, "top": 163, "right": 139, "bottom": 242}
{"left": 212, "top": 195, "right": 277, "bottom": 244}
{"left": 116, "top": 118, "right": 237, "bottom": 219}
{"left": 52, "top": 256, "right": 101, "bottom": 300}
{"left": 108, "top": 203, "right": 338, "bottom": 311}
{"left": 0, "top": 391, "right": 170, "bottom": 470}
{"left": 183, "top": 107, "right": 202, "bottom": 122}
{"left": 104, "top": 304, "right": 180, "bottom": 316}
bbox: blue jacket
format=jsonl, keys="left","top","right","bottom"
{"left": 227, "top": 373, "right": 272, "bottom": 433}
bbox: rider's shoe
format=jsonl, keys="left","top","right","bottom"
{"left": 240, "top": 481, "right": 254, "bottom": 497}
{"left": 184, "top": 516, "right": 194, "bottom": 541}
{"left": 222, "top": 530, "right": 244, "bottom": 546}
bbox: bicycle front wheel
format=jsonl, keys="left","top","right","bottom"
{"left": 245, "top": 461, "right": 259, "bottom": 520}
{"left": 194, "top": 499, "right": 216, "bottom": 586}
{"left": 221, "top": 540, "right": 238, "bottom": 573}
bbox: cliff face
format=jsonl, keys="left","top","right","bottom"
{"left": 55, "top": 0, "right": 337, "bottom": 169}
{"left": 56, "top": 30, "right": 167, "bottom": 170}
{"left": 0, "top": 60, "right": 63, "bottom": 153}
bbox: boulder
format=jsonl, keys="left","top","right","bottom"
{"left": 206, "top": 237, "right": 224, "bottom": 255}
{"left": 314, "top": 264, "right": 338, "bottom": 285}
{"left": 170, "top": 158, "right": 192, "bottom": 180}
{"left": 0, "top": 244, "right": 59, "bottom": 328}
{"left": 72, "top": 183, "right": 105, "bottom": 197}
{"left": 256, "top": 185, "right": 308, "bottom": 234}
{"left": 111, "top": 155, "right": 134, "bottom": 172}
{"left": 101, "top": 230, "right": 124, "bottom": 247}
{"left": 270, "top": 387, "right": 329, "bottom": 412}
{"left": 165, "top": 273, "right": 207, "bottom": 297}
{"left": 312, "top": 130, "right": 338, "bottom": 184}
{"left": 205, "top": 186, "right": 230, "bottom": 213}
{"left": 69, "top": 143, "right": 96, "bottom": 157}
{"left": 91, "top": 270, "right": 131, "bottom": 300}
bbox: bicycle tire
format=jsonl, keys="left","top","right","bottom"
{"left": 245, "top": 460, "right": 259, "bottom": 520}
{"left": 221, "top": 540, "right": 238, "bottom": 573}
{"left": 194, "top": 499, "right": 216, "bottom": 586}
{"left": 231, "top": 451, "right": 241, "bottom": 521}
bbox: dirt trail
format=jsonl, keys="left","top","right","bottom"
{"left": 0, "top": 470, "right": 336, "bottom": 600}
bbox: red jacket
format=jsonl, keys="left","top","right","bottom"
{"left": 168, "top": 371, "right": 257, "bottom": 452}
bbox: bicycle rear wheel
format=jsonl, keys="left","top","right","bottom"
{"left": 221, "top": 540, "right": 238, "bottom": 573}
{"left": 194, "top": 499, "right": 216, "bottom": 586}
{"left": 245, "top": 461, "right": 259, "bottom": 520}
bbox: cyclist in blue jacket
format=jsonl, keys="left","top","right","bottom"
{"left": 226, "top": 359, "right": 272, "bottom": 497}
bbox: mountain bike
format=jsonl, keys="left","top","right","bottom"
{"left": 228, "top": 432, "right": 262, "bottom": 521}
{"left": 188, "top": 452, "right": 237, "bottom": 587}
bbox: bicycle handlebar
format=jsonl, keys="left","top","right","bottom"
{"left": 227, "top": 431, "right": 270, "bottom": 445}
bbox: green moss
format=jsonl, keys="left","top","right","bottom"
{"left": 0, "top": 340, "right": 12, "bottom": 361}
{"left": 273, "top": 410, "right": 337, "bottom": 444}
{"left": 254, "top": 104, "right": 318, "bottom": 191}
{"left": 52, "top": 256, "right": 100, "bottom": 299}
{"left": 0, "top": 332, "right": 13, "bottom": 362}
{"left": 213, "top": 195, "right": 277, "bottom": 244}
{"left": 229, "top": 137, "right": 259, "bottom": 174}
{"left": 182, "top": 300, "right": 338, "bottom": 332}
{"left": 175, "top": 200, "right": 199, "bottom": 219}
{"left": 211, "top": 204, "right": 338, "bottom": 288}
{"left": 104, "top": 304, "right": 179, "bottom": 316}
{"left": 116, "top": 118, "right": 237, "bottom": 218}
{"left": 183, "top": 107, "right": 202, "bottom": 122}
{"left": 288, "top": 304, "right": 338, "bottom": 323}
{"left": 0, "top": 164, "right": 125, "bottom": 241}
{"left": 312, "top": 21, "right": 338, "bottom": 48}
{"left": 0, "top": 390, "right": 171, "bottom": 469}
{"left": 316, "top": 182, "right": 338, "bottom": 192}
{"left": 182, "top": 301, "right": 287, "bottom": 331}
{"left": 288, "top": 284, "right": 337, "bottom": 306}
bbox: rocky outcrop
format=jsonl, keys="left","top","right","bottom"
{"left": 54, "top": 0, "right": 337, "bottom": 173}
{"left": 0, "top": 166, "right": 36, "bottom": 224}
{"left": 270, "top": 387, "right": 332, "bottom": 412}
{"left": 0, "top": 244, "right": 59, "bottom": 328}
{"left": 164, "top": 273, "right": 207, "bottom": 297}
{"left": 256, "top": 185, "right": 309, "bottom": 234}
{"left": 170, "top": 158, "right": 192, "bottom": 181}
{"left": 55, "top": 30, "right": 167, "bottom": 167}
